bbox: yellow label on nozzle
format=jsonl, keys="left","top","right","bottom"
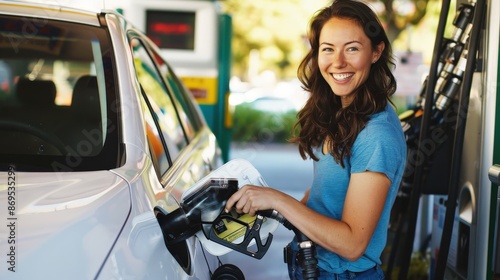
{"left": 212, "top": 210, "right": 262, "bottom": 243}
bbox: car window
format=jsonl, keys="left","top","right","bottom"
{"left": 150, "top": 51, "right": 201, "bottom": 140}
{"left": 130, "top": 38, "right": 187, "bottom": 161}
{"left": 0, "top": 15, "right": 120, "bottom": 171}
{"left": 140, "top": 95, "right": 170, "bottom": 173}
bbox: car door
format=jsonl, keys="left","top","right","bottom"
{"left": 127, "top": 32, "right": 221, "bottom": 276}
{"left": 129, "top": 33, "right": 219, "bottom": 190}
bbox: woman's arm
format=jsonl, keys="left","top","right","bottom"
{"left": 225, "top": 171, "right": 390, "bottom": 261}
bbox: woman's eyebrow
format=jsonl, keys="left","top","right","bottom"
{"left": 320, "top": 40, "right": 363, "bottom": 46}
{"left": 345, "top": 40, "right": 363, "bottom": 45}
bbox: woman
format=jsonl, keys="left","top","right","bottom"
{"left": 225, "top": 0, "right": 407, "bottom": 279}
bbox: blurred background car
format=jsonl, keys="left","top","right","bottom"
{"left": 247, "top": 96, "right": 297, "bottom": 114}
{"left": 229, "top": 81, "right": 308, "bottom": 143}
{"left": 0, "top": 2, "right": 233, "bottom": 279}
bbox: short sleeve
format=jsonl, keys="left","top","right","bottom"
{"left": 350, "top": 116, "right": 406, "bottom": 183}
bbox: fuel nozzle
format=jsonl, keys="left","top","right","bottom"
{"left": 432, "top": 3, "right": 474, "bottom": 114}
{"left": 435, "top": 49, "right": 468, "bottom": 111}
{"left": 421, "top": 2, "right": 474, "bottom": 115}
{"left": 450, "top": 3, "right": 474, "bottom": 42}
{"left": 155, "top": 178, "right": 239, "bottom": 245}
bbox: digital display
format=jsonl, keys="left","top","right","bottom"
{"left": 146, "top": 10, "right": 196, "bottom": 50}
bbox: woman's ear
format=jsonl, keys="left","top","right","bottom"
{"left": 372, "top": 41, "right": 385, "bottom": 63}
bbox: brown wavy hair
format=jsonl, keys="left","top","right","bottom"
{"left": 290, "top": 0, "right": 397, "bottom": 167}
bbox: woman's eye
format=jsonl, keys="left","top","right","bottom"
{"left": 347, "top": 47, "right": 359, "bottom": 52}
{"left": 321, "top": 47, "right": 333, "bottom": 52}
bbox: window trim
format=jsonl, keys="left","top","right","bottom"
{"left": 128, "top": 32, "right": 190, "bottom": 143}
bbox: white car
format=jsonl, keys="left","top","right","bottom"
{"left": 0, "top": 2, "right": 243, "bottom": 279}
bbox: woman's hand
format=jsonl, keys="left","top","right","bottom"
{"left": 225, "top": 184, "right": 284, "bottom": 216}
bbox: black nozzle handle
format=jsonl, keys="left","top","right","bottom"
{"left": 207, "top": 214, "right": 272, "bottom": 259}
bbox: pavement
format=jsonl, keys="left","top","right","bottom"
{"left": 218, "top": 142, "right": 314, "bottom": 280}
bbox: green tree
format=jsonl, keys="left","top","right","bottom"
{"left": 221, "top": 0, "right": 434, "bottom": 80}
{"left": 371, "top": 0, "right": 431, "bottom": 42}
{"left": 221, "top": 0, "right": 330, "bottom": 79}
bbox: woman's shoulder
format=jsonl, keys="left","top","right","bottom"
{"left": 354, "top": 105, "right": 406, "bottom": 159}
{"left": 366, "top": 105, "right": 401, "bottom": 129}
{"left": 359, "top": 104, "right": 406, "bottom": 148}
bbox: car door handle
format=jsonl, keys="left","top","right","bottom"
{"left": 489, "top": 164, "right": 500, "bottom": 186}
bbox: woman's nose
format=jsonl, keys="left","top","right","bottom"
{"left": 332, "top": 51, "right": 346, "bottom": 68}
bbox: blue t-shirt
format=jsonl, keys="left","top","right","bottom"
{"left": 300, "top": 104, "right": 406, "bottom": 273}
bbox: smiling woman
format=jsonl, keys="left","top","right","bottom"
{"left": 224, "top": 1, "right": 406, "bottom": 279}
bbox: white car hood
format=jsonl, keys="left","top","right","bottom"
{"left": 0, "top": 171, "right": 130, "bottom": 280}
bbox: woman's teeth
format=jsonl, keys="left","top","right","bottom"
{"left": 332, "top": 73, "right": 353, "bottom": 81}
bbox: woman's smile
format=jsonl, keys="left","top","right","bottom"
{"left": 332, "top": 73, "right": 354, "bottom": 82}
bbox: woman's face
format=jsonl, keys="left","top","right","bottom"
{"left": 318, "top": 17, "right": 384, "bottom": 107}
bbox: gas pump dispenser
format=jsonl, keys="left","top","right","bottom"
{"left": 124, "top": 0, "right": 233, "bottom": 162}
{"left": 387, "top": 0, "right": 500, "bottom": 279}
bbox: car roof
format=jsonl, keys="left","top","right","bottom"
{"left": 0, "top": 1, "right": 103, "bottom": 26}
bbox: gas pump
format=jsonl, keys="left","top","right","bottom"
{"left": 123, "top": 0, "right": 233, "bottom": 162}
{"left": 387, "top": 0, "right": 500, "bottom": 279}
